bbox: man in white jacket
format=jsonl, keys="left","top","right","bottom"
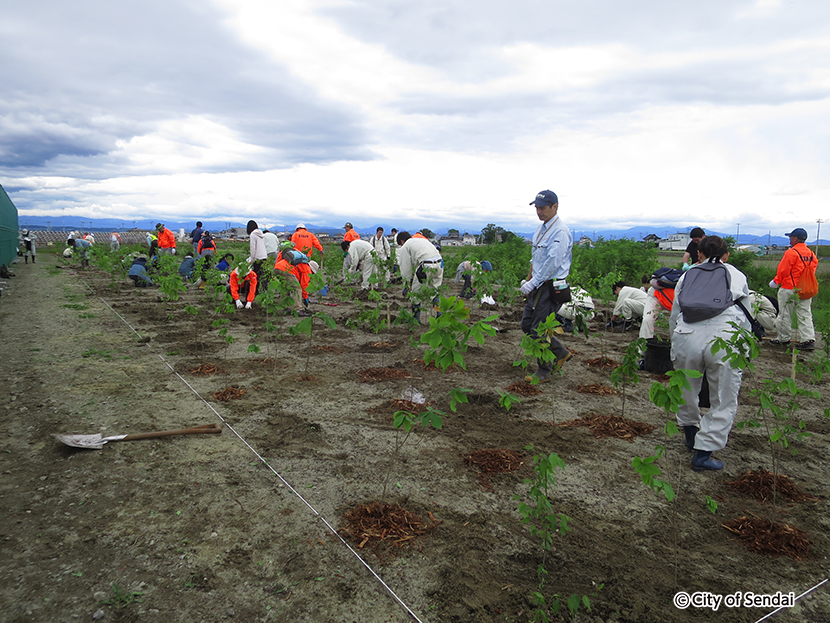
{"left": 396, "top": 231, "right": 443, "bottom": 323}
{"left": 610, "top": 281, "right": 648, "bottom": 330}
{"left": 341, "top": 239, "right": 377, "bottom": 289}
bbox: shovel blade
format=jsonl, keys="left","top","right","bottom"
{"left": 52, "top": 433, "right": 108, "bottom": 449}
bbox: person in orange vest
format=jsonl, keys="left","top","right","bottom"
{"left": 342, "top": 222, "right": 360, "bottom": 243}
{"left": 341, "top": 222, "right": 360, "bottom": 277}
{"left": 291, "top": 224, "right": 324, "bottom": 261}
{"left": 273, "top": 249, "right": 311, "bottom": 316}
{"left": 155, "top": 223, "right": 177, "bottom": 255}
{"left": 227, "top": 264, "right": 257, "bottom": 310}
{"left": 769, "top": 227, "right": 817, "bottom": 349}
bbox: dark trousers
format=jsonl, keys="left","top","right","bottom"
{"left": 521, "top": 284, "right": 569, "bottom": 370}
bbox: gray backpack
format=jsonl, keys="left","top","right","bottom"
{"left": 676, "top": 261, "right": 734, "bottom": 323}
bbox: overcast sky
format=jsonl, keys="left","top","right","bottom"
{"left": 2, "top": 0, "right": 830, "bottom": 237}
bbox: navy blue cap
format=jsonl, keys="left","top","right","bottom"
{"left": 785, "top": 228, "right": 808, "bottom": 240}
{"left": 530, "top": 190, "right": 558, "bottom": 206}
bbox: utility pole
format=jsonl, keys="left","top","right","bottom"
{"left": 817, "top": 219, "right": 824, "bottom": 254}
{"left": 736, "top": 223, "right": 740, "bottom": 244}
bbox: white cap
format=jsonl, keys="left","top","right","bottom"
{"left": 309, "top": 260, "right": 319, "bottom": 273}
{"left": 296, "top": 223, "right": 305, "bottom": 229}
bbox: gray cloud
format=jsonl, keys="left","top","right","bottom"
{"left": 0, "top": 0, "right": 373, "bottom": 177}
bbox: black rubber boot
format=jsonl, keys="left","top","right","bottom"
{"left": 691, "top": 450, "right": 724, "bottom": 472}
{"left": 683, "top": 426, "right": 698, "bottom": 451}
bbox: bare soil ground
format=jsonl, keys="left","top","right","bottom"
{"left": 2, "top": 258, "right": 829, "bottom": 623}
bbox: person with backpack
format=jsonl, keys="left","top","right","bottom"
{"left": 769, "top": 227, "right": 818, "bottom": 350}
{"left": 670, "top": 235, "right": 750, "bottom": 472}
{"left": 190, "top": 221, "right": 203, "bottom": 255}
{"left": 638, "top": 267, "right": 682, "bottom": 340}
{"left": 274, "top": 248, "right": 311, "bottom": 316}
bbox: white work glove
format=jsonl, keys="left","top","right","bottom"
{"left": 172, "top": 247, "right": 176, "bottom": 255}
{"left": 520, "top": 280, "right": 535, "bottom": 296}
{"left": 235, "top": 299, "right": 243, "bottom": 309}
{"left": 244, "top": 301, "right": 252, "bottom": 309}
{"left": 769, "top": 280, "right": 779, "bottom": 289}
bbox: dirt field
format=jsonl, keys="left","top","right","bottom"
{"left": 1, "top": 257, "right": 829, "bottom": 623}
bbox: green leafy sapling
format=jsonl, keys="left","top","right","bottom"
{"left": 498, "top": 390, "right": 521, "bottom": 413}
{"left": 632, "top": 369, "right": 702, "bottom": 501}
{"left": 514, "top": 313, "right": 561, "bottom": 372}
{"left": 449, "top": 387, "right": 471, "bottom": 412}
{"left": 289, "top": 309, "right": 337, "bottom": 377}
{"left": 515, "top": 445, "right": 598, "bottom": 622}
{"left": 610, "top": 337, "right": 645, "bottom": 419}
{"left": 384, "top": 405, "right": 444, "bottom": 499}
{"left": 420, "top": 296, "right": 498, "bottom": 372}
{"left": 705, "top": 496, "right": 719, "bottom": 515}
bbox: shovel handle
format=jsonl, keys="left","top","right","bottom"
{"left": 122, "top": 423, "right": 221, "bottom": 441}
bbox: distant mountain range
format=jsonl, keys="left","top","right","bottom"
{"left": 14, "top": 215, "right": 827, "bottom": 249}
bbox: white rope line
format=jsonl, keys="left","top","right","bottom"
{"left": 753, "top": 577, "right": 828, "bottom": 623}
{"left": 92, "top": 291, "right": 426, "bottom": 623}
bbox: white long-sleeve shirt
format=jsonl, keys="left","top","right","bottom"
{"left": 613, "top": 286, "right": 648, "bottom": 317}
{"left": 528, "top": 215, "right": 572, "bottom": 289}
{"left": 370, "top": 234, "right": 391, "bottom": 260}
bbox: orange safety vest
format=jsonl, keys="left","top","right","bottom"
{"left": 343, "top": 229, "right": 360, "bottom": 242}
{"left": 654, "top": 288, "right": 675, "bottom": 311}
{"left": 291, "top": 230, "right": 323, "bottom": 256}
{"left": 775, "top": 242, "right": 817, "bottom": 290}
{"left": 157, "top": 227, "right": 176, "bottom": 249}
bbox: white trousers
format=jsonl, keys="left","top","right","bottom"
{"left": 618, "top": 297, "right": 645, "bottom": 320}
{"left": 775, "top": 288, "right": 815, "bottom": 342}
{"left": 671, "top": 324, "right": 744, "bottom": 452}
{"left": 354, "top": 257, "right": 376, "bottom": 289}
{"left": 639, "top": 288, "right": 664, "bottom": 340}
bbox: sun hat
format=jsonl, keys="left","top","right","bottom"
{"left": 309, "top": 260, "right": 319, "bottom": 274}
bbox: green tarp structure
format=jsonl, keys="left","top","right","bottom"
{"left": 0, "top": 184, "right": 21, "bottom": 268}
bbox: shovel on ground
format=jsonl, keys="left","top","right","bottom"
{"left": 53, "top": 422, "right": 222, "bottom": 450}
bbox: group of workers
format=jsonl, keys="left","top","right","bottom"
{"left": 60, "top": 205, "right": 821, "bottom": 476}
{"left": 606, "top": 227, "right": 817, "bottom": 352}
{"left": 517, "top": 188, "right": 820, "bottom": 474}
